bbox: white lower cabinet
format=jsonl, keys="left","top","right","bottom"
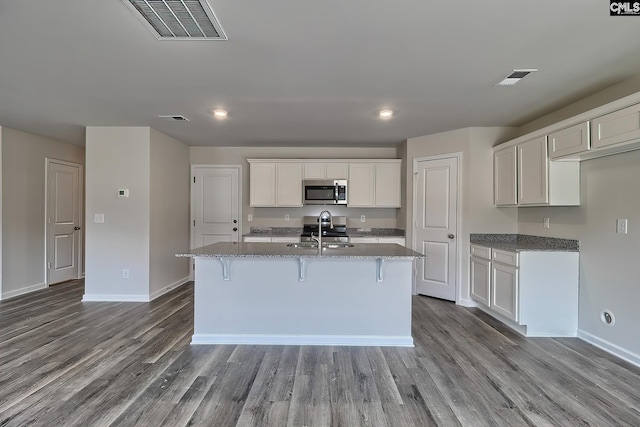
{"left": 243, "top": 236, "right": 300, "bottom": 243}
{"left": 351, "top": 236, "right": 405, "bottom": 246}
{"left": 470, "top": 244, "right": 578, "bottom": 337}
{"left": 243, "top": 236, "right": 273, "bottom": 242}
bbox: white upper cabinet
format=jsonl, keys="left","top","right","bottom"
{"left": 518, "top": 137, "right": 549, "bottom": 205}
{"left": 249, "top": 162, "right": 276, "bottom": 206}
{"left": 494, "top": 137, "right": 580, "bottom": 207}
{"left": 276, "top": 163, "right": 303, "bottom": 207}
{"left": 374, "top": 162, "right": 402, "bottom": 207}
{"left": 303, "top": 162, "right": 349, "bottom": 179}
{"left": 325, "top": 163, "right": 349, "bottom": 179}
{"left": 348, "top": 160, "right": 401, "bottom": 208}
{"left": 592, "top": 102, "right": 640, "bottom": 149}
{"left": 250, "top": 159, "right": 400, "bottom": 208}
{"left": 549, "top": 122, "right": 590, "bottom": 159}
{"left": 494, "top": 146, "right": 517, "bottom": 206}
{"left": 249, "top": 161, "right": 302, "bottom": 207}
{"left": 303, "top": 162, "right": 325, "bottom": 179}
{"left": 348, "top": 163, "right": 375, "bottom": 207}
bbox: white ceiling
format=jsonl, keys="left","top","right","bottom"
{"left": 1, "top": 1, "right": 640, "bottom": 147}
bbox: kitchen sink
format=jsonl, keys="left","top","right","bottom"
{"left": 286, "top": 242, "right": 317, "bottom": 248}
{"left": 286, "top": 242, "right": 354, "bottom": 249}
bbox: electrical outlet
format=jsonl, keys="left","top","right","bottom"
{"left": 543, "top": 217, "right": 550, "bottom": 229}
{"left": 360, "top": 215, "right": 366, "bottom": 223}
{"left": 616, "top": 218, "right": 628, "bottom": 234}
{"left": 248, "top": 213, "right": 253, "bottom": 222}
{"left": 122, "top": 269, "right": 129, "bottom": 279}
{"left": 285, "top": 214, "right": 290, "bottom": 221}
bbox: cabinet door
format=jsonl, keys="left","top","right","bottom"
{"left": 518, "top": 137, "right": 549, "bottom": 205}
{"left": 494, "top": 146, "right": 517, "bottom": 206}
{"left": 304, "top": 162, "right": 325, "bottom": 179}
{"left": 325, "top": 162, "right": 348, "bottom": 179}
{"left": 374, "top": 162, "right": 401, "bottom": 207}
{"left": 348, "top": 163, "right": 375, "bottom": 207}
{"left": 549, "top": 122, "right": 590, "bottom": 159}
{"left": 250, "top": 163, "right": 276, "bottom": 207}
{"left": 470, "top": 257, "right": 491, "bottom": 307}
{"left": 592, "top": 103, "right": 640, "bottom": 149}
{"left": 243, "top": 236, "right": 272, "bottom": 242}
{"left": 271, "top": 237, "right": 300, "bottom": 243}
{"left": 350, "top": 237, "right": 378, "bottom": 243}
{"left": 491, "top": 263, "right": 519, "bottom": 322}
{"left": 276, "top": 163, "right": 303, "bottom": 207}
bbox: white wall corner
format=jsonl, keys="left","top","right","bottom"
{"left": 148, "top": 276, "right": 190, "bottom": 301}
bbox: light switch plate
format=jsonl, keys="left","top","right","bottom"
{"left": 616, "top": 218, "right": 628, "bottom": 234}
{"left": 94, "top": 213, "right": 105, "bottom": 223}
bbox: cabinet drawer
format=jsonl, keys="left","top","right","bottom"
{"left": 271, "top": 237, "right": 300, "bottom": 243}
{"left": 243, "top": 236, "right": 272, "bottom": 242}
{"left": 492, "top": 249, "right": 519, "bottom": 267}
{"left": 470, "top": 244, "right": 491, "bottom": 259}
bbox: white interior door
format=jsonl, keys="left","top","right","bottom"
{"left": 191, "top": 165, "right": 241, "bottom": 249}
{"left": 413, "top": 155, "right": 459, "bottom": 301}
{"left": 47, "top": 160, "right": 82, "bottom": 285}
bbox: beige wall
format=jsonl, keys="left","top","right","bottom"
{"left": 1, "top": 127, "right": 84, "bottom": 299}
{"left": 189, "top": 146, "right": 401, "bottom": 233}
{"left": 85, "top": 127, "right": 190, "bottom": 301}
{"left": 85, "top": 127, "right": 151, "bottom": 300}
{"left": 149, "top": 129, "right": 190, "bottom": 298}
{"left": 406, "top": 127, "right": 517, "bottom": 304}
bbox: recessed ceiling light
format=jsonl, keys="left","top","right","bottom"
{"left": 496, "top": 69, "right": 538, "bottom": 86}
{"left": 213, "top": 109, "right": 228, "bottom": 119}
{"left": 379, "top": 109, "right": 394, "bottom": 119}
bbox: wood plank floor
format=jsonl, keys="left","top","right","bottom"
{"left": 1, "top": 280, "right": 639, "bottom": 426}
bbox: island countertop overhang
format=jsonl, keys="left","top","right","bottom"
{"left": 177, "top": 242, "right": 424, "bottom": 260}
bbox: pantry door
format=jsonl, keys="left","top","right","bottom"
{"left": 413, "top": 154, "right": 460, "bottom": 301}
{"left": 191, "top": 165, "right": 241, "bottom": 277}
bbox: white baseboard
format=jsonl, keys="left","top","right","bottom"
{"left": 457, "top": 297, "right": 477, "bottom": 307}
{"left": 191, "top": 334, "right": 414, "bottom": 347}
{"left": 578, "top": 329, "right": 640, "bottom": 368}
{"left": 1, "top": 282, "right": 47, "bottom": 300}
{"left": 82, "top": 294, "right": 149, "bottom": 302}
{"left": 149, "top": 276, "right": 190, "bottom": 301}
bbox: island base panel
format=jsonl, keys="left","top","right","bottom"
{"left": 192, "top": 257, "right": 414, "bottom": 347}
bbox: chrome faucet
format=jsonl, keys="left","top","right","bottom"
{"left": 311, "top": 210, "right": 333, "bottom": 254}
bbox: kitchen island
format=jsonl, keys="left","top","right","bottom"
{"left": 177, "top": 242, "right": 424, "bottom": 347}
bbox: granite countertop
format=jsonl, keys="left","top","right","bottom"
{"left": 242, "top": 227, "right": 405, "bottom": 238}
{"left": 177, "top": 242, "right": 424, "bottom": 259}
{"left": 470, "top": 234, "right": 579, "bottom": 252}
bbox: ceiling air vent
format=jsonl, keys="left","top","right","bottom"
{"left": 496, "top": 69, "right": 538, "bottom": 86}
{"left": 123, "top": 0, "right": 227, "bottom": 40}
{"left": 159, "top": 115, "right": 190, "bottom": 121}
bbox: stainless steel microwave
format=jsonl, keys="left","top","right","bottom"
{"left": 303, "top": 179, "right": 348, "bottom": 205}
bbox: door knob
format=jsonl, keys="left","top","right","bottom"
{"left": 233, "top": 220, "right": 237, "bottom": 223}
{"left": 448, "top": 234, "right": 455, "bottom": 239}
{"left": 233, "top": 227, "right": 238, "bottom": 232}
{"left": 74, "top": 226, "right": 81, "bottom": 231}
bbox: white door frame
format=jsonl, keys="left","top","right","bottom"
{"left": 190, "top": 164, "right": 243, "bottom": 280}
{"left": 44, "top": 158, "right": 84, "bottom": 286}
{"left": 412, "top": 152, "right": 463, "bottom": 303}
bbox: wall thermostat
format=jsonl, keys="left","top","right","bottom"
{"left": 118, "top": 189, "right": 129, "bottom": 198}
